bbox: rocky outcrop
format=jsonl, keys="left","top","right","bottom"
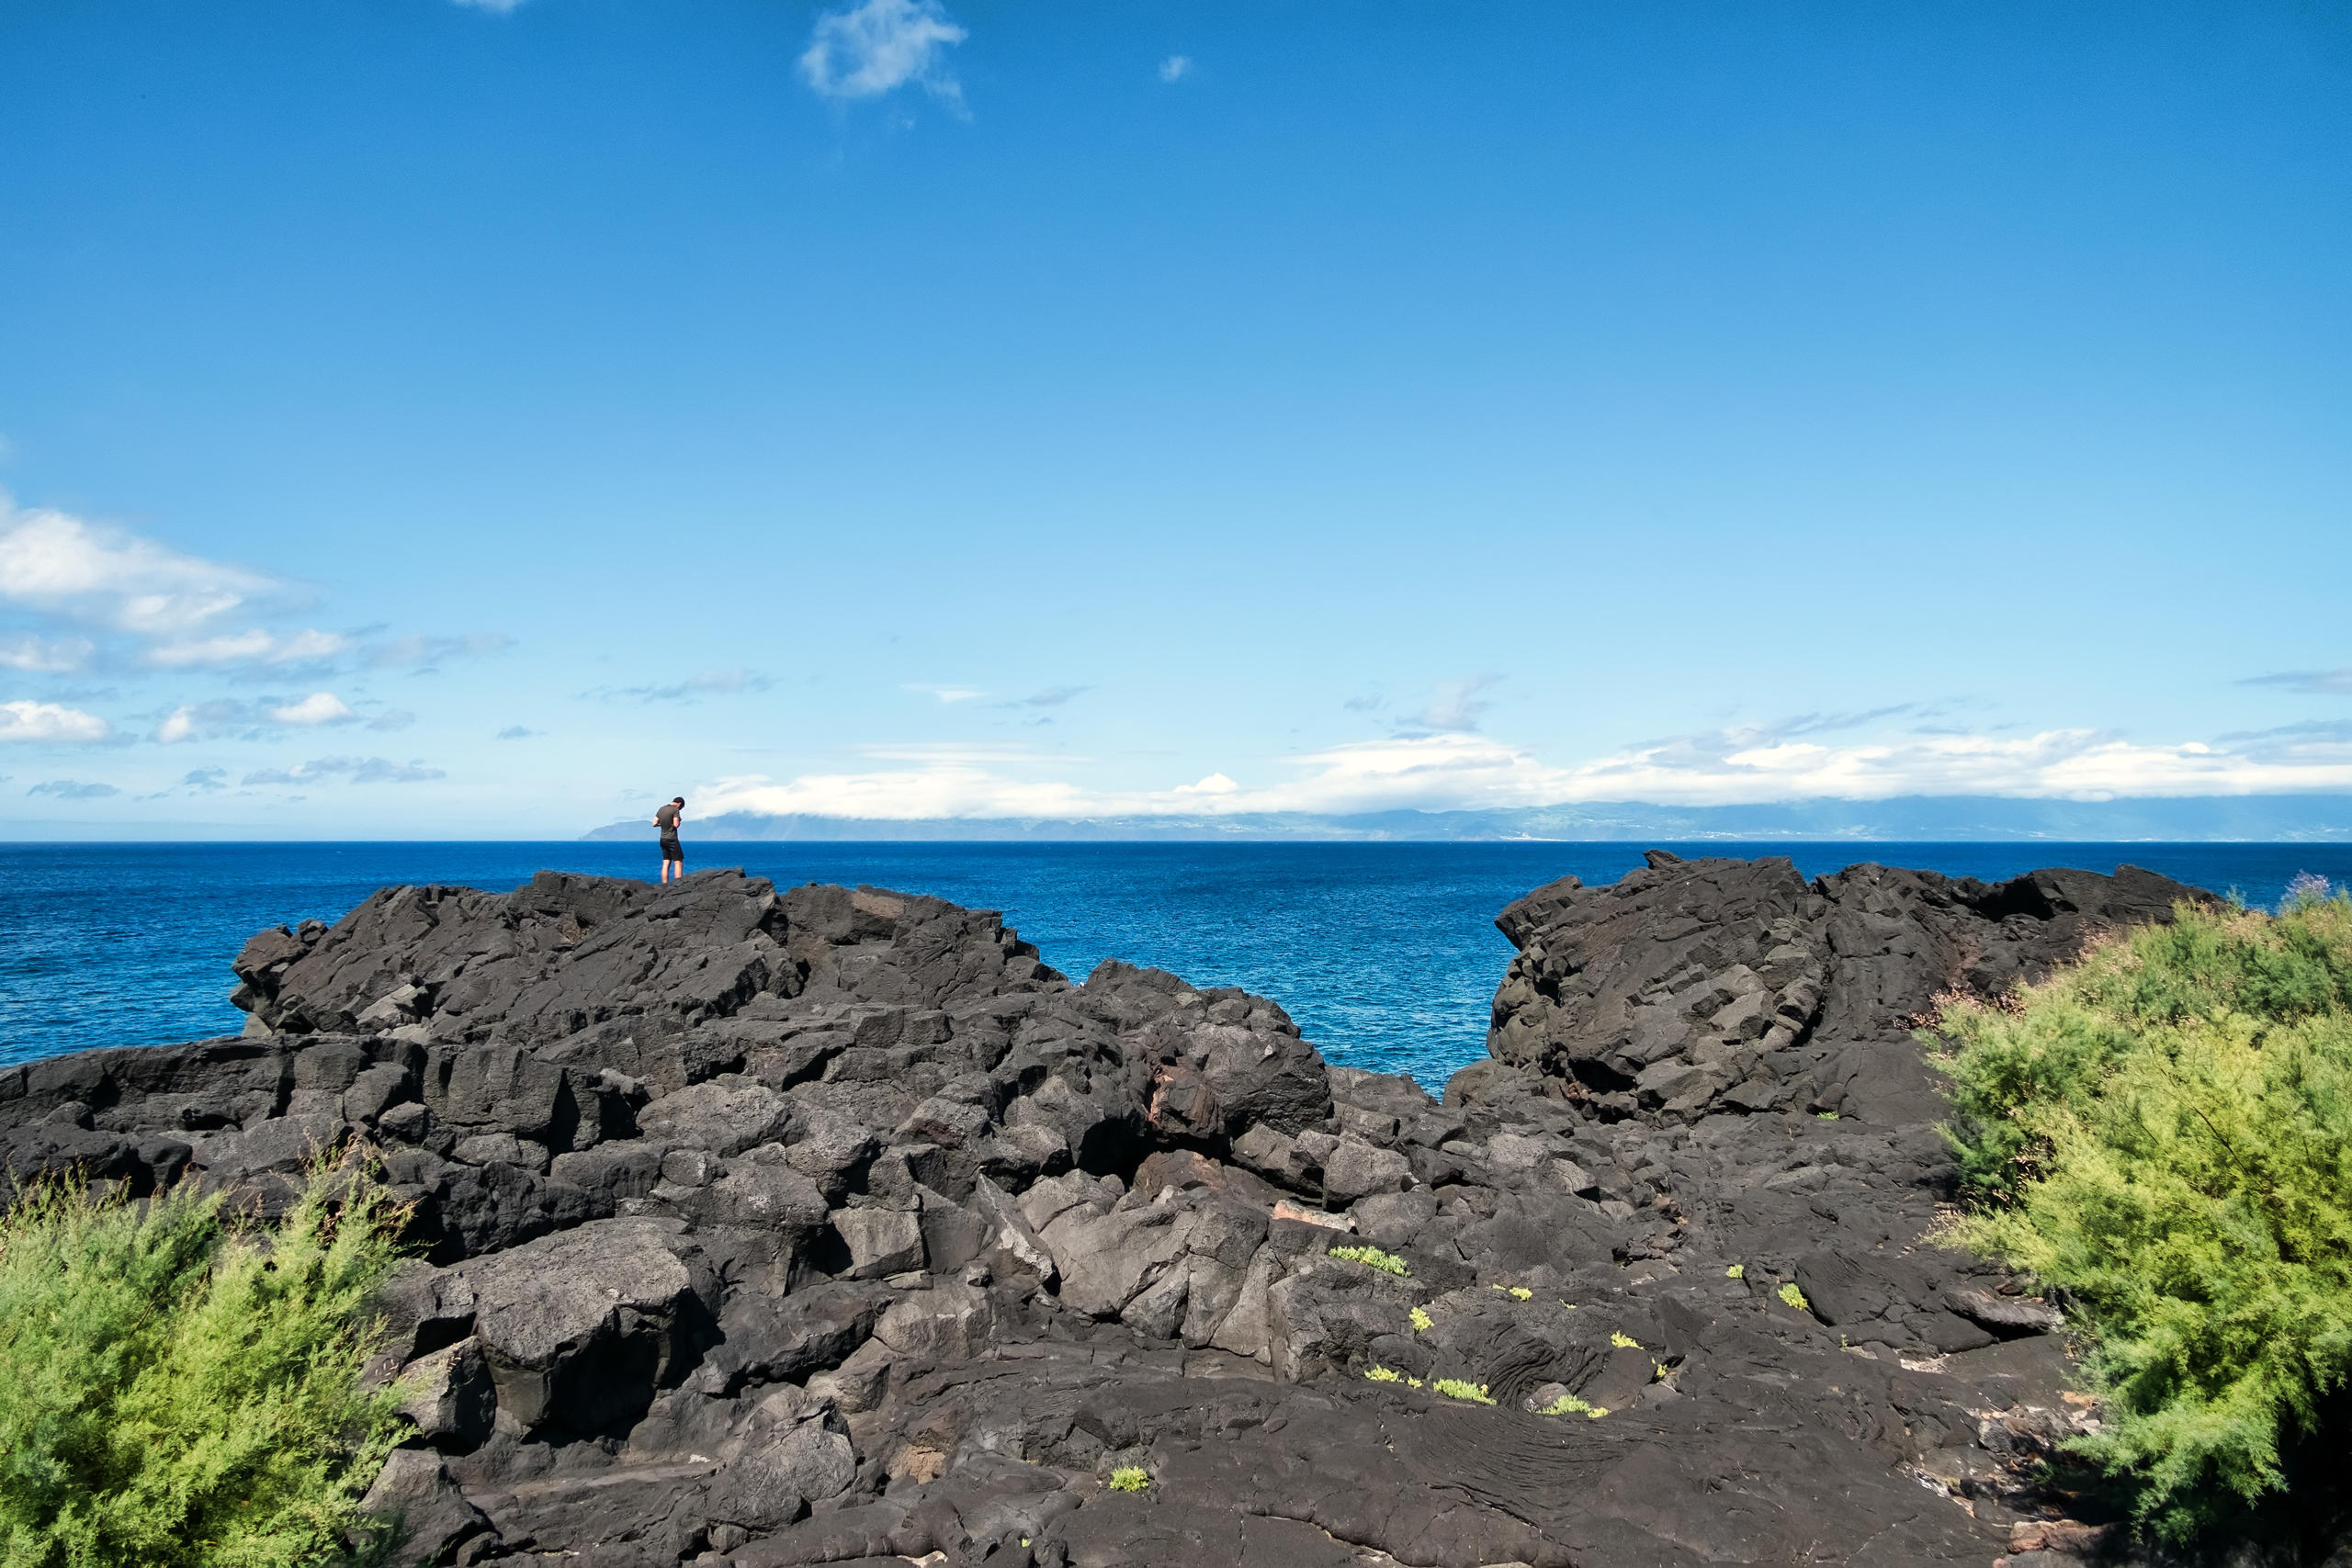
{"left": 0, "top": 857, "right": 2217, "bottom": 1567}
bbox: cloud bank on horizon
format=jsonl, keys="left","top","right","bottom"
{"left": 3, "top": 487, "right": 2351, "bottom": 829}
{"left": 688, "top": 726, "right": 2352, "bottom": 823}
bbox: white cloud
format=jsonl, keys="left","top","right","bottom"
{"left": 28, "top": 778, "right": 118, "bottom": 799}
{"left": 1000, "top": 685, "right": 1089, "bottom": 709}
{"left": 684, "top": 722, "right": 2352, "bottom": 822}
{"left": 143, "top": 626, "right": 352, "bottom": 669}
{"left": 1174, "top": 772, "right": 1237, "bottom": 796}
{"left": 154, "top": 693, "right": 358, "bottom": 742}
{"left": 0, "top": 634, "right": 94, "bottom": 672}
{"left": 594, "top": 668, "right": 773, "bottom": 703}
{"left": 366, "top": 633, "right": 511, "bottom": 670}
{"left": 1159, "top": 54, "right": 1192, "bottom": 83}
{"left": 700, "top": 767, "right": 1101, "bottom": 820}
{"left": 1408, "top": 674, "right": 1501, "bottom": 734}
{"left": 2244, "top": 668, "right": 2352, "bottom": 696}
{"left": 904, "top": 682, "right": 986, "bottom": 704}
{"left": 857, "top": 741, "right": 1085, "bottom": 764}
{"left": 369, "top": 708, "right": 418, "bottom": 732}
{"left": 0, "top": 700, "right": 113, "bottom": 744}
{"left": 0, "top": 496, "right": 274, "bottom": 634}
{"left": 452, "top": 0, "right": 525, "bottom": 10}
{"left": 799, "top": 0, "right": 967, "bottom": 104}
{"left": 1538, "top": 727, "right": 2352, "bottom": 805}
{"left": 243, "top": 755, "right": 446, "bottom": 785}
{"left": 268, "top": 691, "right": 356, "bottom": 727}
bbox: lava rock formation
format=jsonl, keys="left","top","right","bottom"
{"left": 0, "top": 855, "right": 2211, "bottom": 1568}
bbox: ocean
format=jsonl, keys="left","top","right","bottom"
{"left": 6, "top": 840, "right": 2347, "bottom": 1089}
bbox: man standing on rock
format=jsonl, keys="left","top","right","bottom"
{"left": 653, "top": 796, "right": 685, "bottom": 883}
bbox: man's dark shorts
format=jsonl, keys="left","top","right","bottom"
{"left": 661, "top": 837, "right": 684, "bottom": 863}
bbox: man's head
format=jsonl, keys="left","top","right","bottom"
{"left": 672, "top": 796, "right": 684, "bottom": 807}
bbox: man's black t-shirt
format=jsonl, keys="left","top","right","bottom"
{"left": 655, "top": 803, "right": 680, "bottom": 831}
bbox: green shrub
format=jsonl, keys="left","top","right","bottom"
{"left": 1363, "top": 1364, "right": 1403, "bottom": 1382}
{"left": 1408, "top": 1305, "right": 1432, "bottom": 1333}
{"left": 1776, "top": 1282, "right": 1808, "bottom": 1313}
{"left": 1935, "top": 892, "right": 2352, "bottom": 1540}
{"left": 1537, "top": 1393, "right": 1606, "bottom": 1418}
{"left": 1329, "top": 1244, "right": 1408, "bottom": 1277}
{"left": 1431, "top": 1378, "right": 1494, "bottom": 1405}
{"left": 1106, "top": 1466, "right": 1150, "bottom": 1493}
{"left": 0, "top": 1157, "right": 410, "bottom": 1568}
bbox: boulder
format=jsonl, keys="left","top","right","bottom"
{"left": 453, "top": 1219, "right": 710, "bottom": 1436}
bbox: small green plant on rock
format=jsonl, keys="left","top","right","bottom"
{"left": 1329, "top": 1244, "right": 1409, "bottom": 1277}
{"left": 1364, "top": 1365, "right": 1404, "bottom": 1382}
{"left": 1725, "top": 1263, "right": 1745, "bottom": 1280}
{"left": 1432, "top": 1379, "right": 1495, "bottom": 1405}
{"left": 1107, "top": 1466, "right": 1150, "bottom": 1493}
{"left": 1508, "top": 1286, "right": 1532, "bottom": 1301}
{"left": 1777, "top": 1281, "right": 1810, "bottom": 1312}
{"left": 1409, "top": 1306, "right": 1432, "bottom": 1333}
{"left": 1538, "top": 1393, "right": 1608, "bottom": 1418}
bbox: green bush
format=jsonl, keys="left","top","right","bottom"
{"left": 0, "top": 1158, "right": 411, "bottom": 1568}
{"left": 1106, "top": 1465, "right": 1150, "bottom": 1493}
{"left": 1935, "top": 890, "right": 2352, "bottom": 1540}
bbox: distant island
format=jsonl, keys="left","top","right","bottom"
{"left": 584, "top": 793, "right": 2352, "bottom": 843}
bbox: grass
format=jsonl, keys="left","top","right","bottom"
{"left": 1537, "top": 1393, "right": 1608, "bottom": 1418}
{"left": 1432, "top": 1378, "right": 1495, "bottom": 1405}
{"left": 1777, "top": 1281, "right": 1809, "bottom": 1313}
{"left": 1934, "top": 888, "right": 2352, "bottom": 1542}
{"left": 0, "top": 1156, "right": 410, "bottom": 1568}
{"left": 1408, "top": 1306, "right": 1432, "bottom": 1333}
{"left": 1106, "top": 1466, "right": 1150, "bottom": 1493}
{"left": 1610, "top": 1330, "right": 1639, "bottom": 1348}
{"left": 1328, "top": 1244, "right": 1408, "bottom": 1277}
{"left": 1725, "top": 1264, "right": 1745, "bottom": 1279}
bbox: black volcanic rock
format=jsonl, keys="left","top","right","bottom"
{"left": 0, "top": 858, "right": 2226, "bottom": 1567}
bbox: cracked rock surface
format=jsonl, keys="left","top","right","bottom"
{"left": 0, "top": 857, "right": 2213, "bottom": 1567}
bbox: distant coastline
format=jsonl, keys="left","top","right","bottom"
{"left": 582, "top": 794, "right": 2352, "bottom": 844}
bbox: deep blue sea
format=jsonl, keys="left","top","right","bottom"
{"left": 6, "top": 841, "right": 2348, "bottom": 1089}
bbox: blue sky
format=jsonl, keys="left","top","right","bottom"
{"left": 1, "top": 0, "right": 2348, "bottom": 836}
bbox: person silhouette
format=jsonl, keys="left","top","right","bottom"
{"left": 653, "top": 796, "right": 685, "bottom": 883}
